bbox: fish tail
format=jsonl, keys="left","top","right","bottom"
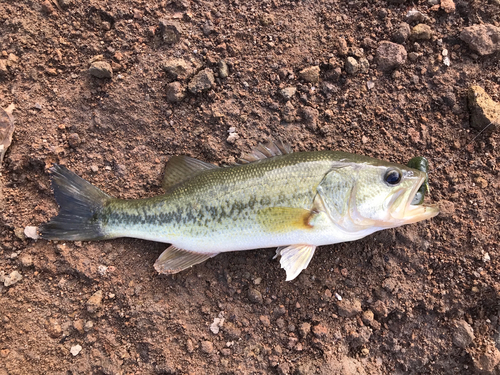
{"left": 39, "top": 164, "right": 112, "bottom": 241}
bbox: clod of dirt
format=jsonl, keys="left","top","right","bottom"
{"left": 467, "top": 85, "right": 500, "bottom": 132}
{"left": 299, "top": 66, "right": 320, "bottom": 83}
{"left": 411, "top": 24, "right": 433, "bottom": 41}
{"left": 440, "top": 0, "right": 456, "bottom": 13}
{"left": 200, "top": 340, "right": 214, "bottom": 354}
{"left": 452, "top": 320, "right": 475, "bottom": 349}
{"left": 282, "top": 101, "right": 296, "bottom": 123}
{"left": 161, "top": 58, "right": 193, "bottom": 80}
{"left": 361, "top": 310, "right": 375, "bottom": 325}
{"left": 166, "top": 82, "right": 186, "bottom": 103}
{"left": 460, "top": 24, "right": 500, "bottom": 56}
{"left": 300, "top": 106, "right": 319, "bottom": 131}
{"left": 0, "top": 105, "right": 15, "bottom": 165}
{"left": 280, "top": 87, "right": 297, "bottom": 101}
{"left": 371, "top": 300, "right": 389, "bottom": 318}
{"left": 0, "top": 270, "right": 23, "bottom": 287}
{"left": 0, "top": 60, "right": 8, "bottom": 76}
{"left": 337, "top": 298, "right": 362, "bottom": 318}
{"left": 158, "top": 19, "right": 182, "bottom": 44}
{"left": 473, "top": 345, "right": 500, "bottom": 374}
{"left": 89, "top": 61, "right": 113, "bottom": 79}
{"left": 188, "top": 68, "right": 215, "bottom": 94}
{"left": 299, "top": 322, "right": 311, "bottom": 338}
{"left": 376, "top": 41, "right": 407, "bottom": 71}
{"left": 348, "top": 326, "right": 372, "bottom": 348}
{"left": 393, "top": 22, "right": 411, "bottom": 44}
{"left": 86, "top": 290, "right": 103, "bottom": 313}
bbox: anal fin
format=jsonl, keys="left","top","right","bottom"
{"left": 274, "top": 244, "right": 316, "bottom": 281}
{"left": 154, "top": 245, "right": 218, "bottom": 275}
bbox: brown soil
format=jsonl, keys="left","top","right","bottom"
{"left": 1, "top": 1, "right": 499, "bottom": 374}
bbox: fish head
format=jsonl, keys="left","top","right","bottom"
{"left": 348, "top": 162, "right": 439, "bottom": 229}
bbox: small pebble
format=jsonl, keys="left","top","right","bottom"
{"left": 89, "top": 61, "right": 113, "bottom": 79}
{"left": 200, "top": 340, "right": 214, "bottom": 354}
{"left": 248, "top": 288, "right": 263, "bottom": 304}
{"left": 299, "top": 66, "right": 320, "bottom": 83}
{"left": 70, "top": 344, "right": 82, "bottom": 356}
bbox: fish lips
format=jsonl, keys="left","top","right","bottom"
{"left": 387, "top": 175, "right": 439, "bottom": 224}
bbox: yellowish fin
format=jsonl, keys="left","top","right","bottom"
{"left": 154, "top": 245, "right": 218, "bottom": 274}
{"left": 275, "top": 244, "right": 316, "bottom": 281}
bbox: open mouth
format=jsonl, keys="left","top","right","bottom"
{"left": 403, "top": 176, "right": 439, "bottom": 223}
{"left": 387, "top": 175, "right": 439, "bottom": 224}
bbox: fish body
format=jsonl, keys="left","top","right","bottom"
{"left": 40, "top": 143, "right": 439, "bottom": 280}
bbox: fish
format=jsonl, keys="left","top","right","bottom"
{"left": 38, "top": 141, "right": 439, "bottom": 281}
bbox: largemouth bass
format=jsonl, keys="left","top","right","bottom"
{"left": 39, "top": 141, "right": 439, "bottom": 281}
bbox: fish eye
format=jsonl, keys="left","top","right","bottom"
{"left": 384, "top": 169, "right": 402, "bottom": 185}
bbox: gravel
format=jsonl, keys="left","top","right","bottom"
{"left": 376, "top": 41, "right": 407, "bottom": 71}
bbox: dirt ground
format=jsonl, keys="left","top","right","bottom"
{"left": 1, "top": 0, "right": 499, "bottom": 374}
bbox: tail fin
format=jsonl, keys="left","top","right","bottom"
{"left": 39, "top": 165, "right": 112, "bottom": 241}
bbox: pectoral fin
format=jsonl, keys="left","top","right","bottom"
{"left": 154, "top": 245, "right": 218, "bottom": 274}
{"left": 274, "top": 244, "right": 316, "bottom": 281}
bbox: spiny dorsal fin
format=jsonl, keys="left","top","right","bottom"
{"left": 274, "top": 244, "right": 316, "bottom": 281}
{"left": 162, "top": 156, "right": 218, "bottom": 190}
{"left": 239, "top": 139, "right": 293, "bottom": 164}
{"left": 154, "top": 245, "right": 218, "bottom": 274}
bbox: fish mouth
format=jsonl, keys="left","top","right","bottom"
{"left": 389, "top": 175, "right": 439, "bottom": 224}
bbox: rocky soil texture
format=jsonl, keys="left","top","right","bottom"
{"left": 1, "top": 0, "right": 499, "bottom": 374}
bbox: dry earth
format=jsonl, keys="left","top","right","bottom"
{"left": 1, "top": 0, "right": 499, "bottom": 374}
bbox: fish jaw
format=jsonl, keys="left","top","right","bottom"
{"left": 386, "top": 174, "right": 439, "bottom": 226}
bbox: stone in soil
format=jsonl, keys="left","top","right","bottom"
{"left": 218, "top": 60, "right": 229, "bottom": 79}
{"left": 280, "top": 87, "right": 297, "bottom": 101}
{"left": 467, "top": 85, "right": 499, "bottom": 132}
{"left": 452, "top": 320, "right": 475, "bottom": 348}
{"left": 393, "top": 22, "right": 411, "bottom": 44}
{"left": 299, "top": 66, "right": 320, "bottom": 83}
{"left": 162, "top": 58, "right": 193, "bottom": 80}
{"left": 188, "top": 68, "right": 215, "bottom": 94}
{"left": 376, "top": 41, "right": 407, "bottom": 71}
{"left": 70, "top": 344, "right": 82, "bottom": 356}
{"left": 89, "top": 61, "right": 113, "bottom": 79}
{"left": 86, "top": 290, "right": 103, "bottom": 313}
{"left": 345, "top": 57, "right": 358, "bottom": 75}
{"left": 248, "top": 288, "right": 263, "bottom": 304}
{"left": 371, "top": 300, "right": 388, "bottom": 318}
{"left": 166, "top": 82, "right": 186, "bottom": 103}
{"left": 460, "top": 24, "right": 500, "bottom": 56}
{"left": 1, "top": 270, "right": 22, "bottom": 287}
{"left": 411, "top": 24, "right": 433, "bottom": 41}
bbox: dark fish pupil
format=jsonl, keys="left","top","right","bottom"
{"left": 385, "top": 170, "right": 401, "bottom": 185}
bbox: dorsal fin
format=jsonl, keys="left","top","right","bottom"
{"left": 162, "top": 156, "right": 218, "bottom": 190}
{"left": 239, "top": 139, "right": 293, "bottom": 164}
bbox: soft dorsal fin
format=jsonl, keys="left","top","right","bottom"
{"left": 154, "top": 245, "right": 219, "bottom": 274}
{"left": 274, "top": 244, "right": 316, "bottom": 281}
{"left": 162, "top": 156, "right": 218, "bottom": 190}
{"left": 239, "top": 139, "right": 293, "bottom": 164}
